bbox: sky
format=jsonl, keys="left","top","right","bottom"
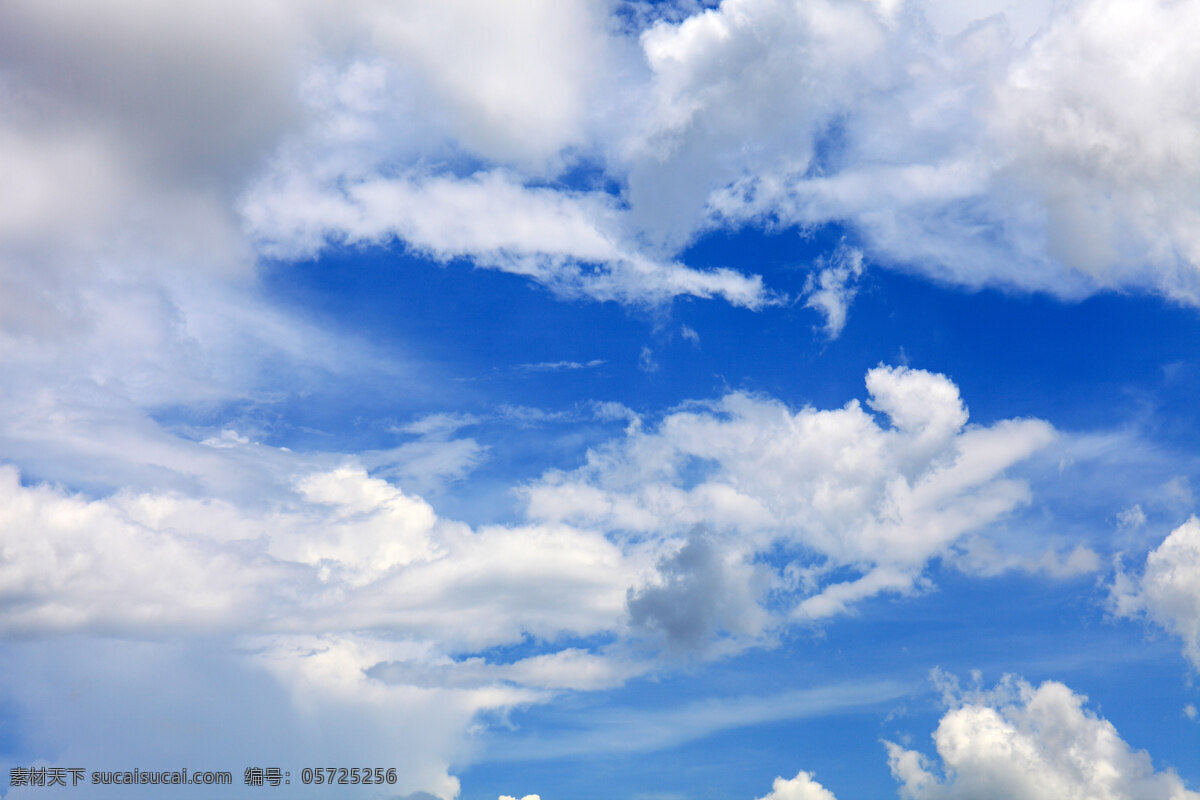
{"left": 2, "top": 1, "right": 1200, "bottom": 798}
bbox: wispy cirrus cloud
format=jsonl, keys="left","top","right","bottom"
{"left": 517, "top": 359, "right": 607, "bottom": 372}
{"left": 482, "top": 679, "right": 911, "bottom": 762}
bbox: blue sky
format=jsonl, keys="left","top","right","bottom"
{"left": 2, "top": 1, "right": 1200, "bottom": 799}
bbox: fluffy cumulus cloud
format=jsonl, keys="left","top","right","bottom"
{"left": 0, "top": 447, "right": 652, "bottom": 795}
{"left": 0, "top": 366, "right": 1053, "bottom": 650}
{"left": 1112, "top": 517, "right": 1200, "bottom": 670}
{"left": 0, "top": 462, "right": 638, "bottom": 646}
{"left": 0, "top": 366, "right": 1059, "bottom": 793}
{"left": 4, "top": 0, "right": 1200, "bottom": 367}
{"left": 752, "top": 674, "right": 1200, "bottom": 800}
{"left": 885, "top": 674, "right": 1200, "bottom": 800}
{"left": 6, "top": 0, "right": 1200, "bottom": 396}
{"left": 231, "top": 0, "right": 772, "bottom": 310}
{"left": 527, "top": 365, "right": 1056, "bottom": 635}
{"left": 0, "top": 452, "right": 643, "bottom": 797}
{"left": 755, "top": 770, "right": 839, "bottom": 800}
{"left": 642, "top": 0, "right": 1200, "bottom": 302}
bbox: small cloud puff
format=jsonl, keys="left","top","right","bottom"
{"left": 754, "top": 770, "right": 838, "bottom": 800}
{"left": 804, "top": 245, "right": 864, "bottom": 339}
{"left": 1117, "top": 503, "right": 1148, "bottom": 529}
{"left": 638, "top": 345, "right": 660, "bottom": 373}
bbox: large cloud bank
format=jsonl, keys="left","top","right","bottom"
{"left": 0, "top": 368, "right": 1054, "bottom": 795}
{"left": 2, "top": 0, "right": 1197, "bottom": 796}
{"left": 0, "top": 367, "right": 1051, "bottom": 648}
{"left": 240, "top": 0, "right": 1200, "bottom": 308}
{"left": 5, "top": 0, "right": 1200, "bottom": 356}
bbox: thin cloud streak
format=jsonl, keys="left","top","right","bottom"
{"left": 480, "top": 679, "right": 912, "bottom": 762}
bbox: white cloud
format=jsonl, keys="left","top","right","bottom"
{"left": 0, "top": 635, "right": 514, "bottom": 800}
{"left": 1112, "top": 517, "right": 1200, "bottom": 670}
{"left": 0, "top": 2, "right": 781, "bottom": 520}
{"left": 369, "top": 647, "right": 651, "bottom": 693}
{"left": 2, "top": 3, "right": 1197, "bottom": 794}
{"left": 0, "top": 461, "right": 644, "bottom": 648}
{"left": 640, "top": 0, "right": 1200, "bottom": 303}
{"left": 526, "top": 365, "right": 1055, "bottom": 633}
{"left": 983, "top": 0, "right": 1200, "bottom": 298}
{"left": 364, "top": 415, "right": 488, "bottom": 495}
{"left": 0, "top": 0, "right": 302, "bottom": 347}
{"left": 242, "top": 166, "right": 770, "bottom": 309}
{"left": 748, "top": 674, "right": 1200, "bottom": 800}
{"left": 886, "top": 674, "right": 1200, "bottom": 800}
{"left": 399, "top": 412, "right": 481, "bottom": 437}
{"left": 1167, "top": 476, "right": 1195, "bottom": 506}
{"left": 485, "top": 678, "right": 908, "bottom": 762}
{"left": 518, "top": 359, "right": 607, "bottom": 372}
{"left": 228, "top": 5, "right": 773, "bottom": 310}
{"left": 625, "top": 0, "right": 893, "bottom": 245}
{"left": 0, "top": 363, "right": 1067, "bottom": 792}
{"left": 1118, "top": 504, "right": 1148, "bottom": 530}
{"left": 361, "top": 0, "right": 614, "bottom": 169}
{"left": 362, "top": 437, "right": 488, "bottom": 495}
{"left": 8, "top": 0, "right": 1199, "bottom": 394}
{"left": 638, "top": 345, "right": 661, "bottom": 373}
{"left": 0, "top": 465, "right": 272, "bottom": 635}
{"left": 804, "top": 245, "right": 865, "bottom": 338}
{"left": 755, "top": 771, "right": 838, "bottom": 800}
{"left": 6, "top": 0, "right": 1200, "bottom": 391}
{"left": 0, "top": 4, "right": 433, "bottom": 515}
{"left": 0, "top": 455, "right": 646, "bottom": 796}
{"left": 952, "top": 539, "right": 1101, "bottom": 579}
